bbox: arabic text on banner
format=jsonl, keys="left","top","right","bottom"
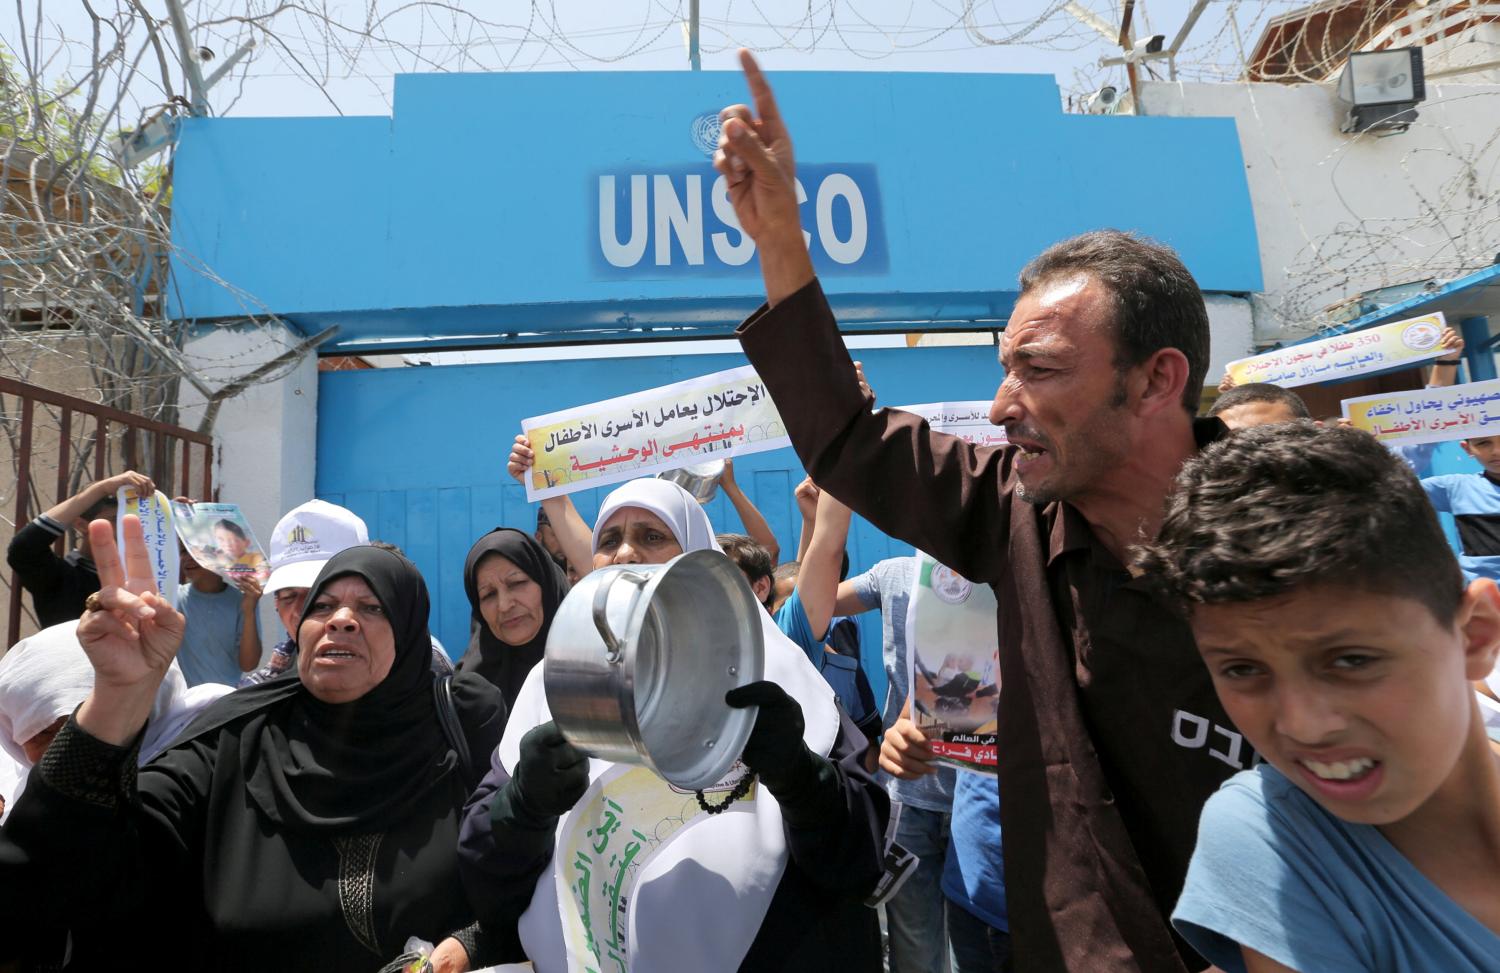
{"left": 116, "top": 489, "right": 180, "bottom": 608}
{"left": 1343, "top": 378, "right": 1500, "bottom": 446}
{"left": 905, "top": 552, "right": 999, "bottom": 775}
{"left": 522, "top": 365, "right": 791, "bottom": 502}
{"left": 891, "top": 402, "right": 1008, "bottom": 448}
{"left": 1226, "top": 312, "right": 1448, "bottom": 389}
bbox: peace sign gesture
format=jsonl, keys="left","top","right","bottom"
{"left": 76, "top": 515, "right": 185, "bottom": 696}
{"left": 714, "top": 49, "right": 815, "bottom": 306}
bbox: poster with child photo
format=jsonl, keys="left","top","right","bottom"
{"left": 170, "top": 501, "right": 270, "bottom": 585}
{"left": 905, "top": 552, "right": 999, "bottom": 774}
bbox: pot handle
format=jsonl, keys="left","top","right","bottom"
{"left": 592, "top": 570, "right": 649, "bottom": 665}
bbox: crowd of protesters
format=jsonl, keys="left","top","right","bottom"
{"left": 0, "top": 49, "right": 1497, "bottom": 973}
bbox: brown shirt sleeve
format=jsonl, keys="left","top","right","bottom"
{"left": 736, "top": 278, "right": 1014, "bottom": 582}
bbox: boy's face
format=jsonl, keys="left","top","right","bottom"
{"left": 1461, "top": 436, "right": 1500, "bottom": 475}
{"left": 1214, "top": 400, "right": 1302, "bottom": 431}
{"left": 1191, "top": 582, "right": 1500, "bottom": 826}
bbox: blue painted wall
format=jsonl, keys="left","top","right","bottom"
{"left": 172, "top": 70, "right": 1262, "bottom": 353}
{"left": 317, "top": 342, "right": 1008, "bottom": 703}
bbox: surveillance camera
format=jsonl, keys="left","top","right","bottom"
{"left": 1085, "top": 86, "right": 1120, "bottom": 115}
{"left": 1133, "top": 34, "right": 1165, "bottom": 57}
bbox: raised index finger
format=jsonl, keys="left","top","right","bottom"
{"left": 738, "top": 49, "right": 782, "bottom": 125}
{"left": 89, "top": 518, "right": 126, "bottom": 589}
{"left": 120, "top": 515, "right": 158, "bottom": 595}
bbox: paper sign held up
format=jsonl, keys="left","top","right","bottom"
{"left": 116, "top": 489, "right": 180, "bottom": 608}
{"left": 1227, "top": 312, "right": 1448, "bottom": 389}
{"left": 1342, "top": 378, "right": 1500, "bottom": 446}
{"left": 521, "top": 365, "right": 791, "bottom": 501}
{"left": 891, "top": 402, "right": 1007, "bottom": 448}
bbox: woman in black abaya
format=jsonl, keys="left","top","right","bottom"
{"left": 0, "top": 524, "right": 518, "bottom": 972}
{"left": 455, "top": 528, "right": 569, "bottom": 709}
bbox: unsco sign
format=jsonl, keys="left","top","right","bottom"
{"left": 593, "top": 163, "right": 888, "bottom": 277}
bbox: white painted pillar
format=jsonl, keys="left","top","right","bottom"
{"left": 176, "top": 322, "right": 319, "bottom": 659}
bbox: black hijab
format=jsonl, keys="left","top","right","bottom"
{"left": 455, "top": 528, "right": 570, "bottom": 708}
{"left": 167, "top": 546, "right": 504, "bottom": 834}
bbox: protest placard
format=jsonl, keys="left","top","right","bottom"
{"left": 521, "top": 365, "right": 791, "bottom": 501}
{"left": 116, "top": 488, "right": 180, "bottom": 608}
{"left": 171, "top": 501, "right": 271, "bottom": 585}
{"left": 892, "top": 401, "right": 1008, "bottom": 448}
{"left": 1226, "top": 312, "right": 1448, "bottom": 389}
{"left": 1342, "top": 378, "right": 1500, "bottom": 446}
{"left": 905, "top": 552, "right": 998, "bottom": 775}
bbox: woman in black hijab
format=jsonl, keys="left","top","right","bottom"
{"left": 0, "top": 524, "right": 524, "bottom": 973}
{"left": 456, "top": 528, "right": 569, "bottom": 708}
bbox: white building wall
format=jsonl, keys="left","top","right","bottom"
{"left": 177, "top": 323, "right": 319, "bottom": 657}
{"left": 1140, "top": 79, "right": 1500, "bottom": 346}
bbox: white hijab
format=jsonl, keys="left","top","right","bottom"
{"left": 0, "top": 621, "right": 231, "bottom": 820}
{"left": 502, "top": 477, "right": 842, "bottom": 973}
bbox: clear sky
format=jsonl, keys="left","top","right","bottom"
{"left": 2, "top": 0, "right": 1297, "bottom": 122}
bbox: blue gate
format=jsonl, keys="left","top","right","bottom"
{"left": 316, "top": 342, "right": 1006, "bottom": 704}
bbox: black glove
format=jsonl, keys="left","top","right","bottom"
{"left": 726, "top": 681, "right": 843, "bottom": 829}
{"left": 495, "top": 721, "right": 590, "bottom": 831}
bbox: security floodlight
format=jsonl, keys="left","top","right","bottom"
{"left": 1337, "top": 47, "right": 1425, "bottom": 134}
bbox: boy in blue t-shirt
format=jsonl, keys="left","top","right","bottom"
{"left": 1135, "top": 423, "right": 1500, "bottom": 973}
{"left": 1422, "top": 434, "right": 1500, "bottom": 582}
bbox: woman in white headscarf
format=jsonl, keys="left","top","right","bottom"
{"left": 0, "top": 620, "right": 232, "bottom": 821}
{"left": 458, "top": 478, "right": 889, "bottom": 973}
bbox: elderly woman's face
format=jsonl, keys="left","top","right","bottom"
{"left": 297, "top": 576, "right": 397, "bottom": 703}
{"left": 476, "top": 554, "right": 545, "bottom": 646}
{"left": 593, "top": 507, "right": 684, "bottom": 568}
{"left": 21, "top": 716, "right": 66, "bottom": 764}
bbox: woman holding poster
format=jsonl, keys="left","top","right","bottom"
{"left": 459, "top": 478, "right": 889, "bottom": 973}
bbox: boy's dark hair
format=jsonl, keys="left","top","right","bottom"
{"left": 1208, "top": 382, "right": 1311, "bottom": 420}
{"left": 368, "top": 539, "right": 405, "bottom": 557}
{"left": 1019, "top": 229, "right": 1210, "bottom": 410}
{"left": 213, "top": 518, "right": 247, "bottom": 539}
{"left": 717, "top": 533, "right": 774, "bottom": 606}
{"left": 1135, "top": 422, "right": 1464, "bottom": 625}
{"left": 82, "top": 493, "right": 119, "bottom": 520}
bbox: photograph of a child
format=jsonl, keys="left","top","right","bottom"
{"left": 171, "top": 501, "right": 270, "bottom": 584}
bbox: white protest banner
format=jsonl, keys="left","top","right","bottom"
{"left": 171, "top": 501, "right": 271, "bottom": 585}
{"left": 1226, "top": 312, "right": 1448, "bottom": 389}
{"left": 116, "top": 488, "right": 180, "bottom": 608}
{"left": 521, "top": 365, "right": 790, "bottom": 501}
{"left": 892, "top": 401, "right": 1008, "bottom": 448}
{"left": 1342, "top": 378, "right": 1500, "bottom": 446}
{"left": 905, "top": 552, "right": 999, "bottom": 775}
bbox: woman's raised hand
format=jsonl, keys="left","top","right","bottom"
{"left": 507, "top": 434, "right": 536, "bottom": 484}
{"left": 77, "top": 515, "right": 185, "bottom": 693}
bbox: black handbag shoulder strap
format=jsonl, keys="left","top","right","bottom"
{"left": 432, "top": 673, "right": 474, "bottom": 783}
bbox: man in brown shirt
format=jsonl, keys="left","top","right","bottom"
{"left": 714, "top": 52, "right": 1246, "bottom": 972}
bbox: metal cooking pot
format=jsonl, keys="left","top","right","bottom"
{"left": 543, "top": 548, "right": 765, "bottom": 791}
{"left": 657, "top": 459, "right": 725, "bottom": 504}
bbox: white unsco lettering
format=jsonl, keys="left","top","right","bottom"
{"left": 654, "top": 173, "right": 704, "bottom": 265}
{"left": 710, "top": 175, "right": 755, "bottom": 266}
{"left": 816, "top": 173, "right": 868, "bottom": 264}
{"left": 598, "top": 174, "right": 648, "bottom": 268}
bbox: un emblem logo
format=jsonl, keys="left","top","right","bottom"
{"left": 690, "top": 111, "right": 722, "bottom": 158}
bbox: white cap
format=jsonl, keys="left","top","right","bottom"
{"left": 264, "top": 500, "right": 370, "bottom": 595}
